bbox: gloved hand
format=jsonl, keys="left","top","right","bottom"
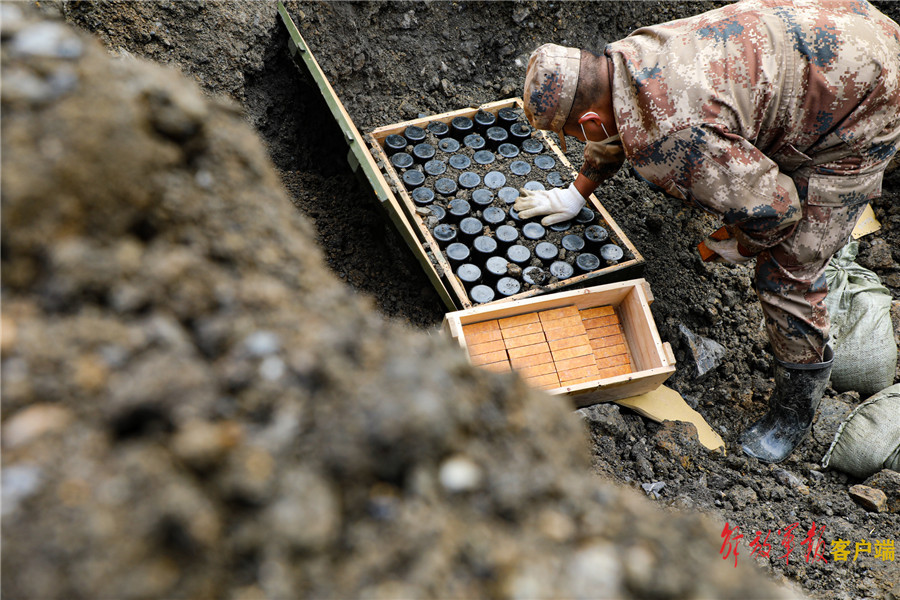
{"left": 703, "top": 235, "right": 752, "bottom": 264}
{"left": 515, "top": 183, "right": 586, "bottom": 226}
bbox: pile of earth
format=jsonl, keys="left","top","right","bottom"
{"left": 1, "top": 5, "right": 800, "bottom": 599}
{"left": 6, "top": 1, "right": 900, "bottom": 598}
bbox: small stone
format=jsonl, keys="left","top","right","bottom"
{"left": 242, "top": 330, "right": 280, "bottom": 356}
{"left": 862, "top": 469, "right": 900, "bottom": 513}
{"left": 641, "top": 481, "right": 665, "bottom": 499}
{"left": 849, "top": 484, "right": 887, "bottom": 513}
{"left": 651, "top": 420, "right": 699, "bottom": 456}
{"left": 1, "top": 465, "right": 43, "bottom": 516}
{"left": 172, "top": 420, "right": 242, "bottom": 469}
{"left": 726, "top": 484, "right": 758, "bottom": 510}
{"left": 577, "top": 403, "right": 627, "bottom": 439}
{"left": 2, "top": 404, "right": 73, "bottom": 449}
{"left": 438, "top": 455, "right": 482, "bottom": 492}
{"left": 773, "top": 468, "right": 810, "bottom": 495}
{"left": 11, "top": 22, "right": 83, "bottom": 58}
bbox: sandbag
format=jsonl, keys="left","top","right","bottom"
{"left": 822, "top": 384, "right": 900, "bottom": 478}
{"left": 824, "top": 241, "right": 897, "bottom": 397}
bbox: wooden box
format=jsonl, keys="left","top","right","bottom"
{"left": 442, "top": 279, "right": 676, "bottom": 406}
{"left": 366, "top": 98, "right": 644, "bottom": 311}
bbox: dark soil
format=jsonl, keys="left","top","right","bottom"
{"left": 12, "top": 1, "right": 900, "bottom": 598}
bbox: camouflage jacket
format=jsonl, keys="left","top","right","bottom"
{"left": 606, "top": 0, "right": 900, "bottom": 254}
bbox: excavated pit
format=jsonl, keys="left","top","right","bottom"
{"left": 7, "top": 2, "right": 900, "bottom": 599}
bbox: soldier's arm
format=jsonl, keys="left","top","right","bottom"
{"left": 630, "top": 124, "right": 801, "bottom": 254}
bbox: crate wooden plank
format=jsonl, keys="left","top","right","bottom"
{"left": 503, "top": 332, "right": 547, "bottom": 349}
{"left": 617, "top": 284, "right": 665, "bottom": 372}
{"left": 509, "top": 351, "right": 554, "bottom": 370}
{"left": 470, "top": 349, "right": 509, "bottom": 366}
{"left": 468, "top": 339, "right": 507, "bottom": 357}
{"left": 507, "top": 342, "right": 551, "bottom": 360}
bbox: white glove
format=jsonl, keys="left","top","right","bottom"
{"left": 703, "top": 236, "right": 752, "bottom": 264}
{"left": 514, "top": 183, "right": 586, "bottom": 226}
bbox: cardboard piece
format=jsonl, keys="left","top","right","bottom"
{"left": 851, "top": 204, "right": 881, "bottom": 239}
{"left": 614, "top": 385, "right": 725, "bottom": 452}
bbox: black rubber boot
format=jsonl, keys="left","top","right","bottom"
{"left": 740, "top": 346, "right": 833, "bottom": 464}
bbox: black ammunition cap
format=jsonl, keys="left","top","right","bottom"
{"left": 463, "top": 134, "right": 486, "bottom": 151}
{"left": 473, "top": 110, "right": 496, "bottom": 132}
{"left": 497, "top": 107, "right": 519, "bottom": 125}
{"left": 402, "top": 170, "right": 425, "bottom": 189}
{"left": 424, "top": 159, "right": 447, "bottom": 177}
{"left": 404, "top": 125, "right": 426, "bottom": 144}
{"left": 495, "top": 225, "right": 518, "bottom": 246}
{"left": 510, "top": 160, "right": 531, "bottom": 176}
{"left": 471, "top": 188, "right": 494, "bottom": 207}
{"left": 535, "top": 241, "right": 558, "bottom": 261}
{"left": 498, "top": 187, "right": 519, "bottom": 204}
{"left": 428, "top": 120, "right": 449, "bottom": 137}
{"left": 550, "top": 260, "right": 574, "bottom": 280}
{"left": 456, "top": 263, "right": 482, "bottom": 286}
{"left": 473, "top": 150, "right": 495, "bottom": 165}
{"left": 412, "top": 187, "right": 435, "bottom": 206}
{"left": 438, "top": 137, "right": 461, "bottom": 153}
{"left": 448, "top": 154, "right": 471, "bottom": 170}
{"left": 450, "top": 116, "right": 474, "bottom": 140}
{"left": 435, "top": 177, "right": 458, "bottom": 197}
{"left": 496, "top": 277, "right": 521, "bottom": 297}
{"left": 484, "top": 171, "right": 507, "bottom": 190}
{"left": 561, "top": 234, "right": 585, "bottom": 252}
{"left": 391, "top": 152, "right": 414, "bottom": 169}
{"left": 485, "top": 256, "right": 509, "bottom": 279}
{"left": 523, "top": 222, "right": 546, "bottom": 240}
{"left": 447, "top": 199, "right": 471, "bottom": 222}
{"left": 534, "top": 155, "right": 556, "bottom": 170}
{"left": 470, "top": 284, "right": 495, "bottom": 304}
{"left": 497, "top": 143, "right": 520, "bottom": 158}
{"left": 412, "top": 143, "right": 436, "bottom": 164}
{"left": 584, "top": 225, "right": 609, "bottom": 245}
{"left": 576, "top": 207, "right": 595, "bottom": 224}
{"left": 482, "top": 206, "right": 506, "bottom": 227}
{"left": 472, "top": 235, "right": 498, "bottom": 256}
{"left": 523, "top": 265, "right": 548, "bottom": 285}
{"left": 600, "top": 243, "right": 624, "bottom": 264}
{"left": 486, "top": 126, "right": 509, "bottom": 149}
{"left": 506, "top": 244, "right": 531, "bottom": 264}
{"left": 521, "top": 138, "right": 543, "bottom": 154}
{"left": 432, "top": 223, "right": 456, "bottom": 243}
{"left": 458, "top": 172, "right": 481, "bottom": 189}
{"left": 384, "top": 134, "right": 407, "bottom": 155}
{"left": 459, "top": 217, "right": 484, "bottom": 240}
{"left": 446, "top": 242, "right": 470, "bottom": 266}
{"left": 509, "top": 122, "right": 532, "bottom": 142}
{"left": 576, "top": 253, "right": 601, "bottom": 273}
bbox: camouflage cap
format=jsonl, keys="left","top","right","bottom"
{"left": 523, "top": 43, "right": 581, "bottom": 153}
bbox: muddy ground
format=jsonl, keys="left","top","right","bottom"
{"left": 8, "top": 1, "right": 900, "bottom": 598}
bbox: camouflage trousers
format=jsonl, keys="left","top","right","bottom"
{"left": 753, "top": 165, "right": 884, "bottom": 364}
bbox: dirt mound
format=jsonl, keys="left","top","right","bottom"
{"left": 1, "top": 7, "right": 796, "bottom": 599}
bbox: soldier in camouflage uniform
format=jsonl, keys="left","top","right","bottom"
{"left": 517, "top": 0, "right": 900, "bottom": 463}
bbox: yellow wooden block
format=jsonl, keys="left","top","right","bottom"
{"left": 599, "top": 364, "right": 632, "bottom": 379}
{"left": 501, "top": 322, "right": 545, "bottom": 339}
{"left": 549, "top": 336, "right": 591, "bottom": 352}
{"left": 524, "top": 372, "right": 561, "bottom": 390}
{"left": 463, "top": 319, "right": 499, "bottom": 336}
{"left": 544, "top": 324, "right": 589, "bottom": 341}
{"left": 510, "top": 351, "right": 554, "bottom": 369}
{"left": 551, "top": 343, "right": 594, "bottom": 361}
{"left": 468, "top": 339, "right": 506, "bottom": 357}
{"left": 504, "top": 331, "right": 546, "bottom": 349}
{"left": 538, "top": 305, "right": 579, "bottom": 323}
{"left": 580, "top": 305, "right": 615, "bottom": 319}
{"left": 481, "top": 360, "right": 511, "bottom": 373}
{"left": 507, "top": 342, "right": 551, "bottom": 359}
{"left": 585, "top": 324, "right": 621, "bottom": 340}
{"left": 582, "top": 314, "right": 619, "bottom": 330}
{"left": 589, "top": 333, "right": 626, "bottom": 349}
{"left": 465, "top": 328, "right": 504, "bottom": 345}
{"left": 498, "top": 313, "right": 540, "bottom": 329}
{"left": 555, "top": 353, "right": 598, "bottom": 372}
{"left": 557, "top": 365, "right": 600, "bottom": 383}
{"left": 470, "top": 349, "right": 509, "bottom": 366}
{"left": 517, "top": 361, "right": 557, "bottom": 378}
{"left": 595, "top": 353, "right": 631, "bottom": 369}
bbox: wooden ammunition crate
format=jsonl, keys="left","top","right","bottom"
{"left": 366, "top": 98, "right": 644, "bottom": 311}
{"left": 442, "top": 279, "right": 675, "bottom": 406}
